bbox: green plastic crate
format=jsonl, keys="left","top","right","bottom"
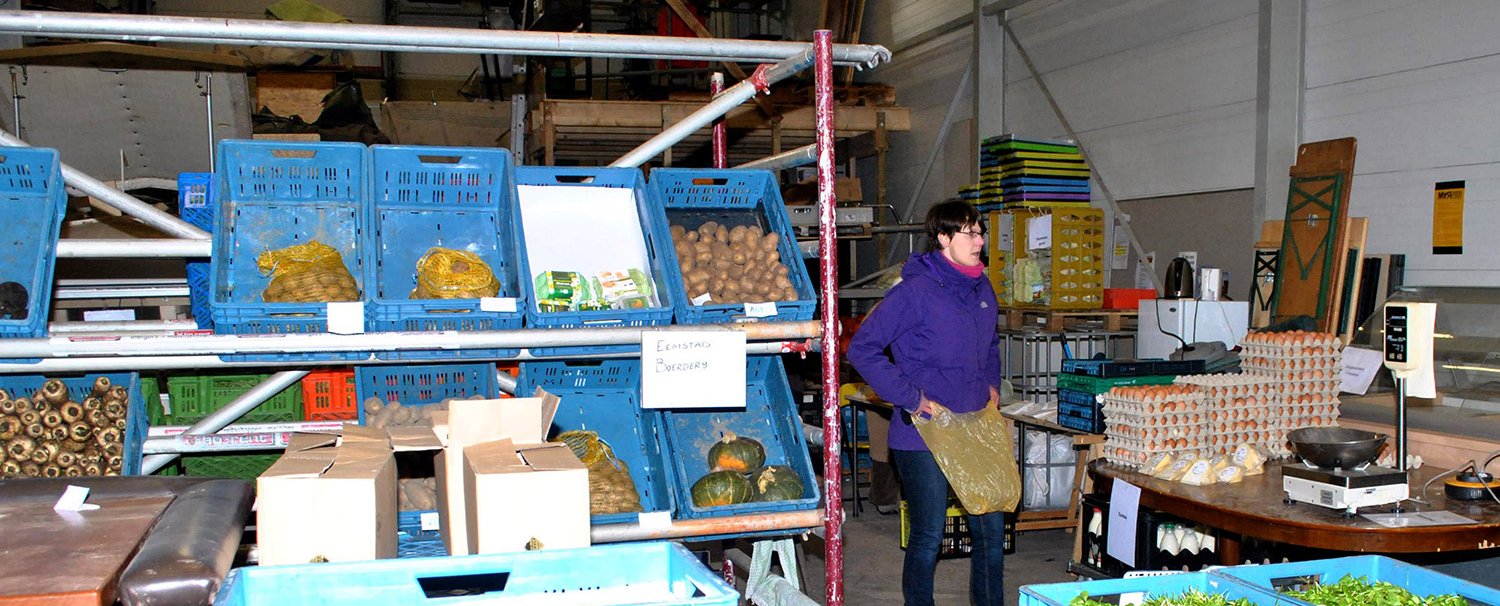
{"left": 1056, "top": 373, "right": 1176, "bottom": 395}
{"left": 183, "top": 453, "right": 282, "bottom": 480}
{"left": 163, "top": 373, "right": 303, "bottom": 425}
{"left": 141, "top": 376, "right": 164, "bottom": 425}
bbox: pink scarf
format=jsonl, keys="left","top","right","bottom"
{"left": 944, "top": 254, "right": 986, "bottom": 278}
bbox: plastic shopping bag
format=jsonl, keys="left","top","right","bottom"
{"left": 912, "top": 405, "right": 1021, "bottom": 515}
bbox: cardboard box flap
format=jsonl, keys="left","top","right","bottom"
{"left": 340, "top": 423, "right": 392, "bottom": 448}
{"left": 518, "top": 443, "right": 587, "bottom": 472}
{"left": 387, "top": 425, "right": 443, "bottom": 452}
{"left": 448, "top": 388, "right": 560, "bottom": 447}
{"left": 464, "top": 438, "right": 530, "bottom": 474}
{"left": 286, "top": 432, "right": 338, "bottom": 454}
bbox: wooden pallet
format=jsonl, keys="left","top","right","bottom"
{"left": 999, "top": 307, "right": 1138, "bottom": 332}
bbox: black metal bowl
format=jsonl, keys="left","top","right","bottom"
{"left": 1288, "top": 427, "right": 1387, "bottom": 469}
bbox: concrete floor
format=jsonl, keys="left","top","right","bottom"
{"left": 793, "top": 504, "right": 1077, "bottom": 605}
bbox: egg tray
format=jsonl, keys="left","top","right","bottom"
{"left": 1104, "top": 436, "right": 1210, "bottom": 464}
{"left": 1239, "top": 331, "right": 1341, "bottom": 347}
{"left": 1240, "top": 357, "right": 1341, "bottom": 372}
{"left": 1099, "top": 394, "right": 1207, "bottom": 416}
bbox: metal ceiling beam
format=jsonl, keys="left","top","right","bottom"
{"left": 0, "top": 10, "right": 890, "bottom": 68}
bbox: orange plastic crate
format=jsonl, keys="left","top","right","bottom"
{"left": 302, "top": 368, "right": 357, "bottom": 421}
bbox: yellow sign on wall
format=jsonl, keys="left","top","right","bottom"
{"left": 1433, "top": 180, "right": 1464, "bottom": 255}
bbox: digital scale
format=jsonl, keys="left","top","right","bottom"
{"left": 1282, "top": 462, "right": 1409, "bottom": 516}
{"left": 1280, "top": 302, "right": 1435, "bottom": 514}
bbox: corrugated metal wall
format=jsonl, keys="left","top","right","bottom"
{"left": 1001, "top": 0, "right": 1260, "bottom": 200}
{"left": 1304, "top": 0, "right": 1500, "bottom": 286}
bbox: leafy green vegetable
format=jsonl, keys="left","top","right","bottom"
{"left": 1283, "top": 574, "right": 1468, "bottom": 606}
{"left": 1069, "top": 589, "right": 1253, "bottom": 606}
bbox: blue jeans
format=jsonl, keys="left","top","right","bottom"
{"left": 893, "top": 448, "right": 1006, "bottom": 606}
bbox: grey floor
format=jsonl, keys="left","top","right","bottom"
{"left": 778, "top": 501, "right": 1078, "bottom": 605}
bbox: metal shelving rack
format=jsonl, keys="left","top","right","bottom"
{"left": 0, "top": 10, "right": 890, "bottom": 604}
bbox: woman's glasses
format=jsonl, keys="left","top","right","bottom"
{"left": 955, "top": 229, "right": 986, "bottom": 239}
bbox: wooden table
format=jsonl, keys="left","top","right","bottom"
{"left": 0, "top": 493, "right": 172, "bottom": 606}
{"left": 1088, "top": 460, "right": 1500, "bottom": 562}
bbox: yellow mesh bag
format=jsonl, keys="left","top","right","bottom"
{"left": 256, "top": 240, "right": 359, "bottom": 303}
{"left": 412, "top": 247, "right": 500, "bottom": 300}
{"left": 555, "top": 430, "right": 643, "bottom": 515}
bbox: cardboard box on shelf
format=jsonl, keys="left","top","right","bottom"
{"left": 463, "top": 438, "right": 589, "bottom": 554}
{"left": 256, "top": 424, "right": 397, "bottom": 565}
{"left": 434, "top": 388, "right": 570, "bottom": 556}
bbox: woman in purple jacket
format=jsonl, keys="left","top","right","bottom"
{"left": 848, "top": 200, "right": 1004, "bottom": 606}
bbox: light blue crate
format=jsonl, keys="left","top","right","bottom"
{"left": 660, "top": 355, "right": 820, "bottom": 522}
{"left": 0, "top": 147, "right": 66, "bottom": 340}
{"left": 1211, "top": 555, "right": 1500, "bottom": 606}
{"left": 516, "top": 360, "right": 675, "bottom": 526}
{"left": 648, "top": 168, "right": 816, "bottom": 325}
{"left": 1021, "top": 571, "right": 1298, "bottom": 606}
{"left": 216, "top": 541, "right": 736, "bottom": 606}
{"left": 511, "top": 166, "right": 675, "bottom": 357}
{"left": 367, "top": 146, "right": 524, "bottom": 359}
{"left": 354, "top": 363, "right": 499, "bottom": 424}
{"left": 179, "top": 172, "right": 215, "bottom": 330}
{"left": 0, "top": 373, "right": 146, "bottom": 475}
{"left": 208, "top": 140, "right": 371, "bottom": 362}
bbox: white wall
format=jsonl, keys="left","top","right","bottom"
{"left": 1002, "top": 0, "right": 1260, "bottom": 200}
{"left": 1304, "top": 0, "right": 1500, "bottom": 286}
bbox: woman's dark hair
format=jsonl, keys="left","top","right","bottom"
{"left": 924, "top": 200, "right": 982, "bottom": 251}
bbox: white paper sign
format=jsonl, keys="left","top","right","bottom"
{"left": 990, "top": 212, "right": 1013, "bottom": 252}
{"left": 54, "top": 485, "right": 100, "bottom": 512}
{"left": 1111, "top": 222, "right": 1130, "bottom": 270}
{"left": 84, "top": 309, "right": 136, "bottom": 322}
{"left": 1340, "top": 346, "right": 1384, "bottom": 395}
{"left": 420, "top": 511, "right": 441, "bottom": 531}
{"left": 1106, "top": 480, "right": 1142, "bottom": 567}
{"left": 641, "top": 331, "right": 746, "bottom": 409}
{"left": 638, "top": 510, "right": 673, "bottom": 530}
{"left": 692, "top": 293, "right": 713, "bottom": 305}
{"left": 479, "top": 297, "right": 517, "bottom": 313}
{"left": 744, "top": 302, "right": 777, "bottom": 318}
{"left": 1135, "top": 252, "right": 1157, "bottom": 290}
{"left": 326, "top": 302, "right": 365, "bottom": 335}
{"left": 1027, "top": 214, "right": 1052, "bottom": 250}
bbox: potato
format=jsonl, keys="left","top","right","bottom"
{"left": 695, "top": 250, "right": 713, "bottom": 265}
{"left": 730, "top": 250, "right": 748, "bottom": 265}
{"left": 738, "top": 276, "right": 758, "bottom": 294}
{"left": 774, "top": 274, "right": 793, "bottom": 290}
{"left": 729, "top": 225, "right": 747, "bottom": 242}
{"left": 773, "top": 263, "right": 790, "bottom": 277}
{"left": 742, "top": 230, "right": 762, "bottom": 250}
{"left": 714, "top": 225, "right": 730, "bottom": 243}
{"left": 670, "top": 224, "right": 687, "bottom": 238}
{"left": 698, "top": 221, "right": 719, "bottom": 237}
{"left": 762, "top": 233, "right": 780, "bottom": 251}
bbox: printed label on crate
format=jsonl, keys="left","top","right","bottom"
{"left": 149, "top": 421, "right": 344, "bottom": 437}
{"left": 326, "top": 301, "right": 366, "bottom": 335}
{"left": 479, "top": 297, "right": 518, "bottom": 313}
{"left": 638, "top": 511, "right": 672, "bottom": 530}
{"left": 692, "top": 293, "right": 712, "bottom": 305}
{"left": 744, "top": 302, "right": 777, "bottom": 318}
{"left": 420, "top": 511, "right": 440, "bottom": 531}
{"left": 175, "top": 431, "right": 293, "bottom": 450}
{"left": 641, "top": 330, "right": 746, "bottom": 409}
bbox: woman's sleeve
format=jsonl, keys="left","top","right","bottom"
{"left": 847, "top": 285, "right": 922, "bottom": 412}
{"left": 984, "top": 328, "right": 1002, "bottom": 390}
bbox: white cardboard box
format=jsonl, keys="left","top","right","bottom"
{"left": 256, "top": 424, "right": 397, "bottom": 565}
{"left": 435, "top": 388, "right": 562, "bottom": 555}
{"left": 463, "top": 438, "right": 589, "bottom": 554}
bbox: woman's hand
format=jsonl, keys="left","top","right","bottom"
{"left": 916, "top": 395, "right": 946, "bottom": 418}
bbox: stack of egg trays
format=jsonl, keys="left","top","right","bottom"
{"left": 1174, "top": 375, "right": 1278, "bottom": 455}
{"left": 1240, "top": 332, "right": 1343, "bottom": 455}
{"left": 1100, "top": 386, "right": 1207, "bottom": 470}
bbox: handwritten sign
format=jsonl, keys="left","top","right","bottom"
{"left": 1106, "top": 480, "right": 1142, "bottom": 567}
{"left": 641, "top": 331, "right": 746, "bottom": 409}
{"left": 1340, "top": 346, "right": 1383, "bottom": 395}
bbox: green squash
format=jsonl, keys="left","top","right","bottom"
{"left": 752, "top": 465, "right": 805, "bottom": 502}
{"left": 706, "top": 431, "right": 765, "bottom": 473}
{"left": 691, "top": 470, "right": 753, "bottom": 507}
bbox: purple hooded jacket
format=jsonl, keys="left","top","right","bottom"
{"left": 847, "top": 251, "right": 1002, "bottom": 451}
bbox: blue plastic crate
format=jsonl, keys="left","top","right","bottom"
{"left": 512, "top": 166, "right": 675, "bottom": 357}
{"left": 209, "top": 140, "right": 370, "bottom": 361}
{"left": 216, "top": 541, "right": 736, "bottom": 606}
{"left": 395, "top": 535, "right": 448, "bottom": 559}
{"left": 660, "top": 355, "right": 820, "bottom": 522}
{"left": 0, "top": 373, "right": 146, "bottom": 476}
{"left": 397, "top": 509, "right": 441, "bottom": 542}
{"left": 0, "top": 148, "right": 65, "bottom": 339}
{"left": 179, "top": 172, "right": 215, "bottom": 331}
{"left": 517, "top": 360, "right": 675, "bottom": 525}
{"left": 354, "top": 362, "right": 499, "bottom": 424}
{"left": 367, "top": 146, "right": 524, "bottom": 359}
{"left": 1211, "top": 555, "right": 1500, "bottom": 606}
{"left": 1020, "top": 571, "right": 1295, "bottom": 606}
{"left": 649, "top": 168, "right": 816, "bottom": 324}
